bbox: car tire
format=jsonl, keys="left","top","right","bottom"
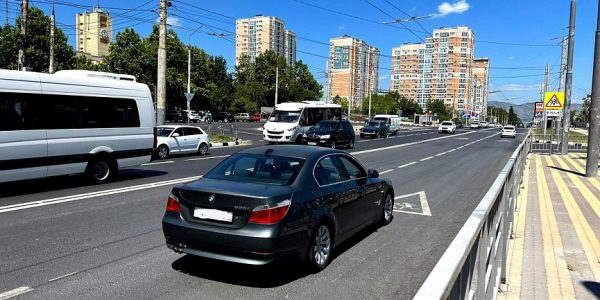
{"left": 380, "top": 193, "right": 394, "bottom": 225}
{"left": 330, "top": 141, "right": 336, "bottom": 149}
{"left": 360, "top": 134, "right": 364, "bottom": 138}
{"left": 307, "top": 223, "right": 333, "bottom": 272}
{"left": 348, "top": 138, "right": 355, "bottom": 149}
{"left": 157, "top": 145, "right": 169, "bottom": 159}
{"left": 394, "top": 129, "right": 398, "bottom": 135}
{"left": 198, "top": 143, "right": 208, "bottom": 155}
{"left": 86, "top": 158, "right": 115, "bottom": 184}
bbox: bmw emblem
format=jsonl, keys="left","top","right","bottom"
{"left": 208, "top": 195, "right": 215, "bottom": 204}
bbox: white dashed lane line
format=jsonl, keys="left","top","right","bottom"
{"left": 141, "top": 161, "right": 174, "bottom": 166}
{"left": 379, "top": 169, "right": 395, "bottom": 174}
{"left": 0, "top": 286, "right": 33, "bottom": 300}
{"left": 186, "top": 155, "right": 230, "bottom": 161}
{"left": 397, "top": 162, "right": 417, "bottom": 169}
{"left": 420, "top": 156, "right": 434, "bottom": 162}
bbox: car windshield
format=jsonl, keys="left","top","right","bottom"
{"left": 269, "top": 109, "right": 301, "bottom": 123}
{"left": 205, "top": 154, "right": 305, "bottom": 186}
{"left": 441, "top": 121, "right": 453, "bottom": 125}
{"left": 157, "top": 127, "right": 174, "bottom": 137}
{"left": 313, "top": 121, "right": 338, "bottom": 130}
{"left": 366, "top": 121, "right": 382, "bottom": 127}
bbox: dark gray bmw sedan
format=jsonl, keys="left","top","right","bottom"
{"left": 162, "top": 145, "right": 394, "bottom": 271}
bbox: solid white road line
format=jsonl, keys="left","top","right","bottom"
{"left": 186, "top": 155, "right": 230, "bottom": 161}
{"left": 380, "top": 169, "right": 394, "bottom": 174}
{"left": 0, "top": 287, "right": 33, "bottom": 300}
{"left": 0, "top": 176, "right": 203, "bottom": 214}
{"left": 141, "top": 161, "right": 174, "bottom": 166}
{"left": 397, "top": 162, "right": 417, "bottom": 169}
{"left": 48, "top": 272, "right": 77, "bottom": 282}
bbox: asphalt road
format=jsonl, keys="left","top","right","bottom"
{"left": 0, "top": 125, "right": 527, "bottom": 299}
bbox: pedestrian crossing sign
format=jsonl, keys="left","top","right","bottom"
{"left": 544, "top": 92, "right": 564, "bottom": 110}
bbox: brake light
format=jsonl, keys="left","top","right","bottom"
{"left": 166, "top": 194, "right": 180, "bottom": 213}
{"left": 248, "top": 200, "right": 291, "bottom": 225}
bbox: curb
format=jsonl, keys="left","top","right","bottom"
{"left": 209, "top": 139, "right": 252, "bottom": 148}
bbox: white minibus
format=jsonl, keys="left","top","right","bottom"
{"left": 0, "top": 69, "right": 156, "bottom": 183}
{"left": 263, "top": 101, "right": 342, "bottom": 144}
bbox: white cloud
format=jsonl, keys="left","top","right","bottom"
{"left": 156, "top": 16, "right": 181, "bottom": 27}
{"left": 434, "top": 0, "right": 470, "bottom": 17}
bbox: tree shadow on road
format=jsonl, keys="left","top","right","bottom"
{"left": 0, "top": 169, "right": 167, "bottom": 198}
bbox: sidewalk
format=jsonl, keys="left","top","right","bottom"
{"left": 501, "top": 153, "right": 600, "bottom": 299}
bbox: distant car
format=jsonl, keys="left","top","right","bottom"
{"left": 161, "top": 145, "right": 394, "bottom": 270}
{"left": 181, "top": 110, "right": 200, "bottom": 123}
{"left": 303, "top": 120, "right": 355, "bottom": 149}
{"left": 455, "top": 121, "right": 464, "bottom": 129}
{"left": 360, "top": 121, "right": 389, "bottom": 138}
{"left": 501, "top": 125, "right": 517, "bottom": 138}
{"left": 496, "top": 123, "right": 503, "bottom": 128}
{"left": 470, "top": 121, "right": 480, "bottom": 129}
{"left": 438, "top": 121, "right": 456, "bottom": 134}
{"left": 166, "top": 109, "right": 184, "bottom": 123}
{"left": 488, "top": 122, "right": 496, "bottom": 128}
{"left": 480, "top": 121, "right": 488, "bottom": 128}
{"left": 155, "top": 125, "right": 210, "bottom": 159}
{"left": 251, "top": 113, "right": 261, "bottom": 122}
{"left": 213, "top": 112, "right": 235, "bottom": 122}
{"left": 235, "top": 113, "right": 251, "bottom": 122}
{"left": 372, "top": 114, "right": 400, "bottom": 135}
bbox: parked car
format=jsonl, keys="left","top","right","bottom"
{"left": 488, "top": 122, "right": 496, "bottom": 128}
{"left": 166, "top": 109, "right": 184, "bottom": 123}
{"left": 155, "top": 125, "right": 210, "bottom": 159}
{"left": 360, "top": 121, "right": 389, "bottom": 138}
{"left": 213, "top": 112, "right": 235, "bottom": 122}
{"left": 251, "top": 113, "right": 261, "bottom": 122}
{"left": 303, "top": 120, "right": 355, "bottom": 149}
{"left": 480, "top": 121, "right": 488, "bottom": 128}
{"left": 470, "top": 121, "right": 480, "bottom": 129}
{"left": 181, "top": 110, "right": 200, "bottom": 123}
{"left": 162, "top": 145, "right": 394, "bottom": 270}
{"left": 438, "top": 121, "right": 456, "bottom": 134}
{"left": 235, "top": 113, "right": 251, "bottom": 122}
{"left": 455, "top": 121, "right": 464, "bottom": 129}
{"left": 500, "top": 125, "right": 517, "bottom": 138}
{"left": 372, "top": 114, "right": 400, "bottom": 135}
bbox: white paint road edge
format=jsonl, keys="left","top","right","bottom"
{"left": 0, "top": 287, "right": 33, "bottom": 300}
{"left": 0, "top": 176, "right": 202, "bottom": 214}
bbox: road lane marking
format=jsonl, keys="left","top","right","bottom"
{"left": 456, "top": 138, "right": 469, "bottom": 140}
{"left": 397, "top": 162, "right": 417, "bottom": 169}
{"left": 141, "top": 161, "right": 174, "bottom": 166}
{"left": 0, "top": 287, "right": 33, "bottom": 300}
{"left": 380, "top": 169, "right": 394, "bottom": 174}
{"left": 420, "top": 156, "right": 434, "bottom": 161}
{"left": 186, "top": 155, "right": 230, "bottom": 161}
{"left": 0, "top": 176, "right": 203, "bottom": 214}
{"left": 393, "top": 191, "right": 431, "bottom": 216}
{"left": 351, "top": 131, "right": 476, "bottom": 155}
{"left": 435, "top": 152, "right": 446, "bottom": 156}
{"left": 48, "top": 272, "right": 77, "bottom": 282}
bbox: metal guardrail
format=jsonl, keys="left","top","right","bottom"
{"left": 204, "top": 124, "right": 239, "bottom": 142}
{"left": 529, "top": 133, "right": 587, "bottom": 153}
{"left": 414, "top": 132, "right": 530, "bottom": 300}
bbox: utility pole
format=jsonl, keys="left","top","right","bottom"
{"left": 348, "top": 69, "right": 352, "bottom": 122}
{"left": 5, "top": 0, "right": 8, "bottom": 25}
{"left": 543, "top": 65, "right": 550, "bottom": 134}
{"left": 367, "top": 53, "right": 372, "bottom": 120}
{"left": 586, "top": 0, "right": 600, "bottom": 177}
{"left": 559, "top": 37, "right": 567, "bottom": 92}
{"left": 561, "top": 0, "right": 576, "bottom": 155}
{"left": 156, "top": 0, "right": 167, "bottom": 125}
{"left": 18, "top": 0, "right": 28, "bottom": 71}
{"left": 275, "top": 61, "right": 279, "bottom": 107}
{"left": 49, "top": 0, "right": 55, "bottom": 73}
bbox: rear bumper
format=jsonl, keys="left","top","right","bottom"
{"left": 162, "top": 213, "right": 307, "bottom": 265}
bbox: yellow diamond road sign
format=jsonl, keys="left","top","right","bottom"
{"left": 544, "top": 92, "right": 564, "bottom": 110}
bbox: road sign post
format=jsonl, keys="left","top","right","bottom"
{"left": 184, "top": 92, "right": 195, "bottom": 125}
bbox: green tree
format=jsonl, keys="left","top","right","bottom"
{"left": 398, "top": 95, "right": 422, "bottom": 117}
{"left": 361, "top": 93, "right": 397, "bottom": 115}
{"left": 575, "top": 94, "right": 591, "bottom": 123}
{"left": 0, "top": 7, "right": 74, "bottom": 72}
{"left": 426, "top": 99, "right": 451, "bottom": 121}
{"left": 332, "top": 95, "right": 348, "bottom": 111}
{"left": 508, "top": 106, "right": 520, "bottom": 125}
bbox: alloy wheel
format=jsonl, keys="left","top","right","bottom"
{"left": 312, "top": 225, "right": 331, "bottom": 267}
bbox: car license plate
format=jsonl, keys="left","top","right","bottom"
{"left": 308, "top": 142, "right": 317, "bottom": 145}
{"left": 194, "top": 208, "right": 233, "bottom": 222}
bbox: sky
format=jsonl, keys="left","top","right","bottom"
{"left": 3, "top": 0, "right": 597, "bottom": 105}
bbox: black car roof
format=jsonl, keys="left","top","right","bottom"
{"left": 237, "top": 145, "right": 343, "bottom": 159}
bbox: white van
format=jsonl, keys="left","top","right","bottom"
{"left": 263, "top": 101, "right": 342, "bottom": 143}
{"left": 372, "top": 115, "right": 401, "bottom": 135}
{"left": 0, "top": 69, "right": 156, "bottom": 184}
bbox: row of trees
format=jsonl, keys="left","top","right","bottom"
{"left": 0, "top": 7, "right": 321, "bottom": 113}
{"left": 487, "top": 106, "right": 521, "bottom": 125}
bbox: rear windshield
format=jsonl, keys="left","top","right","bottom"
{"left": 205, "top": 154, "right": 305, "bottom": 185}
{"left": 441, "top": 121, "right": 453, "bottom": 125}
{"left": 504, "top": 126, "right": 515, "bottom": 130}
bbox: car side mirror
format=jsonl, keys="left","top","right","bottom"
{"left": 309, "top": 126, "right": 314, "bottom": 130}
{"left": 368, "top": 169, "right": 379, "bottom": 178}
{"left": 172, "top": 133, "right": 180, "bottom": 137}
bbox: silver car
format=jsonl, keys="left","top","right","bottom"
{"left": 156, "top": 125, "right": 210, "bottom": 159}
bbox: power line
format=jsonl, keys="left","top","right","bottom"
{"left": 382, "top": 0, "right": 431, "bottom": 36}
{"left": 362, "top": 0, "right": 424, "bottom": 42}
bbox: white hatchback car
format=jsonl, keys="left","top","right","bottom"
{"left": 501, "top": 125, "right": 517, "bottom": 138}
{"left": 438, "top": 121, "right": 456, "bottom": 134}
{"left": 155, "top": 125, "right": 210, "bottom": 159}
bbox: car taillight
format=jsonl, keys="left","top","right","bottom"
{"left": 166, "top": 194, "right": 180, "bottom": 214}
{"left": 248, "top": 200, "right": 291, "bottom": 225}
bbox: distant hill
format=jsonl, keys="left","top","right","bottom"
{"left": 488, "top": 101, "right": 582, "bottom": 122}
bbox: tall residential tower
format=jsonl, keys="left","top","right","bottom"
{"left": 328, "top": 35, "right": 380, "bottom": 110}
{"left": 235, "top": 15, "right": 296, "bottom": 66}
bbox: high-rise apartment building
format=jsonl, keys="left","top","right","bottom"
{"left": 76, "top": 6, "right": 112, "bottom": 62}
{"left": 472, "top": 58, "right": 490, "bottom": 118}
{"left": 390, "top": 26, "right": 476, "bottom": 114}
{"left": 235, "top": 15, "right": 296, "bottom": 66}
{"left": 328, "top": 35, "right": 379, "bottom": 109}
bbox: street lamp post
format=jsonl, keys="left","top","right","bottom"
{"left": 187, "top": 26, "right": 203, "bottom": 125}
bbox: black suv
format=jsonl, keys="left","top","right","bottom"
{"left": 303, "top": 120, "right": 355, "bottom": 149}
{"left": 213, "top": 112, "right": 235, "bottom": 122}
{"left": 166, "top": 109, "right": 183, "bottom": 123}
{"left": 360, "top": 121, "right": 389, "bottom": 138}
